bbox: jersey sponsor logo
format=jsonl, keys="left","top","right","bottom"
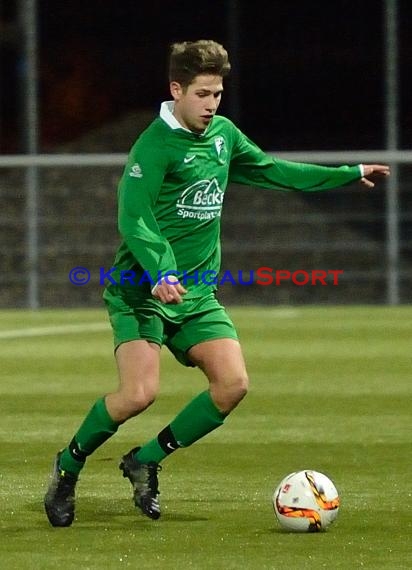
{"left": 129, "top": 163, "right": 143, "bottom": 178}
{"left": 183, "top": 154, "right": 196, "bottom": 164}
{"left": 176, "top": 178, "right": 224, "bottom": 220}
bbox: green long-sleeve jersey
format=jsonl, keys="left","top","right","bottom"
{"left": 110, "top": 101, "right": 362, "bottom": 298}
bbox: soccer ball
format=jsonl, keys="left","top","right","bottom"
{"left": 273, "top": 470, "right": 340, "bottom": 532}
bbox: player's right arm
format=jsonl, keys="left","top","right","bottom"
{"left": 151, "top": 274, "right": 187, "bottom": 304}
{"left": 117, "top": 135, "right": 179, "bottom": 292}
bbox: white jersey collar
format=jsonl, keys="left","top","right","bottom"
{"left": 160, "top": 101, "right": 192, "bottom": 132}
{"left": 159, "top": 100, "right": 209, "bottom": 136}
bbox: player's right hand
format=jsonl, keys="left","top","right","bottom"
{"left": 151, "top": 275, "right": 187, "bottom": 304}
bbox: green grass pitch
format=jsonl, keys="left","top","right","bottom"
{"left": 0, "top": 306, "right": 411, "bottom": 569}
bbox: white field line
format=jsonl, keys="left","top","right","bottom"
{"left": 0, "top": 309, "right": 299, "bottom": 340}
{"left": 0, "top": 322, "right": 108, "bottom": 339}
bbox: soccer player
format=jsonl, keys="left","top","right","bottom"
{"left": 44, "top": 40, "right": 390, "bottom": 526}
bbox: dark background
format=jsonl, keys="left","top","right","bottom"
{"left": 0, "top": 0, "right": 411, "bottom": 153}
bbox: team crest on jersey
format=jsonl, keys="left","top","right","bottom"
{"left": 214, "top": 136, "right": 227, "bottom": 164}
{"left": 129, "top": 163, "right": 143, "bottom": 178}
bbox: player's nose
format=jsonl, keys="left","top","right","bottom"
{"left": 206, "top": 96, "right": 217, "bottom": 112}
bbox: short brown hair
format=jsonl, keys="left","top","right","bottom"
{"left": 168, "top": 40, "right": 231, "bottom": 87}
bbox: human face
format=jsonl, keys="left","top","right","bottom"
{"left": 170, "top": 74, "right": 223, "bottom": 134}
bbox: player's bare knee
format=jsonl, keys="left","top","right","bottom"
{"left": 212, "top": 372, "right": 249, "bottom": 412}
{"left": 119, "top": 387, "right": 157, "bottom": 419}
{"left": 233, "top": 373, "right": 249, "bottom": 403}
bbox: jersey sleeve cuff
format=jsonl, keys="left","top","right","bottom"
{"left": 151, "top": 278, "right": 164, "bottom": 295}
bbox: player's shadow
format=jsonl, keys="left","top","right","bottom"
{"left": 27, "top": 498, "right": 209, "bottom": 525}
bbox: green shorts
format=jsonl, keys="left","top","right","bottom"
{"left": 103, "top": 288, "right": 238, "bottom": 367}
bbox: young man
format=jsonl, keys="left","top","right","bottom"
{"left": 44, "top": 40, "right": 389, "bottom": 526}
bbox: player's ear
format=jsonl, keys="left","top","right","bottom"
{"left": 170, "top": 81, "right": 183, "bottom": 101}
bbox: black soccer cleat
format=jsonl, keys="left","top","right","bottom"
{"left": 119, "top": 446, "right": 161, "bottom": 520}
{"left": 44, "top": 451, "right": 78, "bottom": 527}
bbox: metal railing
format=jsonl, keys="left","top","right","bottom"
{"left": 1, "top": 150, "right": 411, "bottom": 308}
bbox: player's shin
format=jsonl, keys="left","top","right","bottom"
{"left": 135, "top": 389, "right": 227, "bottom": 464}
{"left": 59, "top": 396, "right": 120, "bottom": 474}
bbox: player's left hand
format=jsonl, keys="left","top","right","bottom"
{"left": 360, "top": 164, "right": 390, "bottom": 188}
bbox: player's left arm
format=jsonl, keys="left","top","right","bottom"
{"left": 360, "top": 164, "right": 390, "bottom": 188}
{"left": 228, "top": 126, "right": 390, "bottom": 191}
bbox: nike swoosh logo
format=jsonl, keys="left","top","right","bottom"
{"left": 184, "top": 155, "right": 196, "bottom": 164}
{"left": 166, "top": 442, "right": 176, "bottom": 450}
